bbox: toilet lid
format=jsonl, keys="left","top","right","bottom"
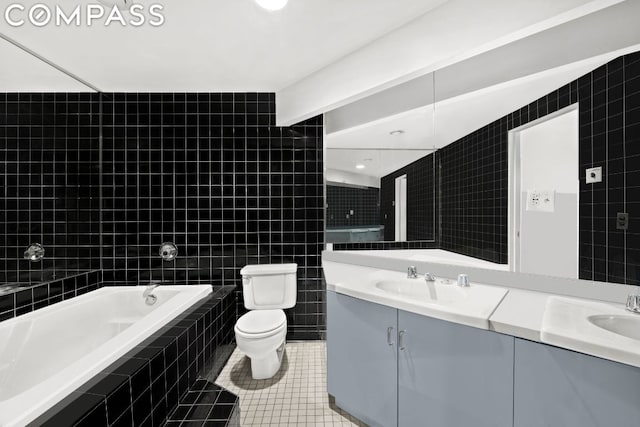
{"left": 236, "top": 310, "right": 286, "bottom": 335}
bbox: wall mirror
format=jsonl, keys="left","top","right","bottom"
{"left": 0, "top": 35, "right": 99, "bottom": 294}
{"left": 325, "top": 35, "right": 640, "bottom": 288}
{"left": 325, "top": 72, "right": 437, "bottom": 244}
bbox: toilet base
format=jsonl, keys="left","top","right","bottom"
{"left": 249, "top": 342, "right": 285, "bottom": 380}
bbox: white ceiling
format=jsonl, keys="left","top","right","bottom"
{"left": 0, "top": 0, "right": 447, "bottom": 91}
{"left": 0, "top": 38, "right": 89, "bottom": 91}
{"left": 277, "top": 0, "right": 624, "bottom": 125}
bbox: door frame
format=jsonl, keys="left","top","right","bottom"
{"left": 507, "top": 103, "right": 579, "bottom": 274}
{"left": 395, "top": 174, "right": 407, "bottom": 241}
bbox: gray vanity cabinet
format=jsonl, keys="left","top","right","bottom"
{"left": 398, "top": 310, "right": 514, "bottom": 427}
{"left": 514, "top": 338, "right": 640, "bottom": 427}
{"left": 327, "top": 291, "right": 398, "bottom": 427}
{"left": 327, "top": 291, "right": 515, "bottom": 427}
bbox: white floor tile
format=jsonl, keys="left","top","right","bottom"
{"left": 215, "top": 341, "right": 366, "bottom": 427}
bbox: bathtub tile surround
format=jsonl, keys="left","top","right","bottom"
{"left": 0, "top": 93, "right": 101, "bottom": 284}
{"left": 165, "top": 379, "right": 239, "bottom": 427}
{"left": 29, "top": 286, "right": 237, "bottom": 427}
{"left": 326, "top": 185, "right": 380, "bottom": 228}
{"left": 0, "top": 270, "right": 101, "bottom": 321}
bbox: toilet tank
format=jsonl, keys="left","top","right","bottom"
{"left": 240, "top": 263, "right": 297, "bottom": 310}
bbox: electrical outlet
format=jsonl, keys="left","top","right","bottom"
{"left": 586, "top": 167, "right": 603, "bottom": 184}
{"left": 526, "top": 191, "right": 541, "bottom": 211}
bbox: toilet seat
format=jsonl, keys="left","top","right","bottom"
{"left": 235, "top": 310, "right": 286, "bottom": 338}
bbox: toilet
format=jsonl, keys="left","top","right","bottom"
{"left": 235, "top": 263, "right": 297, "bottom": 380}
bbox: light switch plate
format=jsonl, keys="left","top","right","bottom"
{"left": 538, "top": 190, "right": 555, "bottom": 212}
{"left": 586, "top": 167, "right": 603, "bottom": 184}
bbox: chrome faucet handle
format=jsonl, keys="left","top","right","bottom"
{"left": 457, "top": 274, "right": 470, "bottom": 287}
{"left": 24, "top": 243, "right": 45, "bottom": 262}
{"left": 407, "top": 266, "right": 418, "bottom": 279}
{"left": 424, "top": 272, "right": 436, "bottom": 282}
{"left": 626, "top": 295, "right": 640, "bottom": 314}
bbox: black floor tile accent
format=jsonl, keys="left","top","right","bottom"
{"left": 164, "top": 379, "right": 239, "bottom": 427}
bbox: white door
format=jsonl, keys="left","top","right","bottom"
{"left": 395, "top": 175, "right": 407, "bottom": 241}
{"left": 513, "top": 107, "right": 579, "bottom": 279}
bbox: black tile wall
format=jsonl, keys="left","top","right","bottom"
{"left": 30, "top": 286, "right": 237, "bottom": 427}
{"left": 326, "top": 185, "right": 380, "bottom": 227}
{"left": 0, "top": 270, "right": 102, "bottom": 321}
{"left": 100, "top": 93, "right": 325, "bottom": 338}
{"left": 439, "top": 121, "right": 509, "bottom": 264}
{"left": 332, "top": 240, "right": 438, "bottom": 251}
{"left": 340, "top": 50, "right": 640, "bottom": 286}
{"left": 1, "top": 91, "right": 326, "bottom": 337}
{"left": 438, "top": 50, "right": 640, "bottom": 279}
{"left": 0, "top": 93, "right": 101, "bottom": 285}
{"left": 380, "top": 152, "right": 437, "bottom": 242}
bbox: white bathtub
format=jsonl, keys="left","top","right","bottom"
{"left": 0, "top": 285, "right": 212, "bottom": 427}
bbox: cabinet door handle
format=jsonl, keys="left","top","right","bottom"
{"left": 399, "top": 330, "right": 407, "bottom": 350}
{"left": 387, "top": 327, "right": 394, "bottom": 346}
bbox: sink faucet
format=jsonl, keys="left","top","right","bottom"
{"left": 424, "top": 272, "right": 436, "bottom": 282}
{"left": 407, "top": 266, "right": 418, "bottom": 279}
{"left": 626, "top": 294, "right": 640, "bottom": 314}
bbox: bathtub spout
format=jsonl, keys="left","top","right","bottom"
{"left": 143, "top": 285, "right": 159, "bottom": 298}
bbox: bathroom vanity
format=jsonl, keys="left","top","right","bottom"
{"left": 323, "top": 250, "right": 640, "bottom": 427}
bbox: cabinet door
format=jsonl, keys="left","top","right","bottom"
{"left": 327, "top": 291, "right": 398, "bottom": 427}
{"left": 514, "top": 338, "right": 640, "bottom": 427}
{"left": 398, "top": 310, "right": 514, "bottom": 427}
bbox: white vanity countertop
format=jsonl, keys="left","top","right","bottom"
{"left": 324, "top": 261, "right": 508, "bottom": 330}
{"left": 488, "top": 288, "right": 550, "bottom": 341}
{"left": 323, "top": 251, "right": 640, "bottom": 369}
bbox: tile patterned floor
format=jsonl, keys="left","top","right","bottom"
{"left": 214, "top": 341, "right": 366, "bottom": 427}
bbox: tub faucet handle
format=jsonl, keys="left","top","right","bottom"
{"left": 424, "top": 272, "right": 436, "bottom": 282}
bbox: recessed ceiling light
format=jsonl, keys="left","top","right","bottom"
{"left": 356, "top": 164, "right": 366, "bottom": 170}
{"left": 255, "top": 0, "right": 289, "bottom": 11}
{"left": 390, "top": 130, "right": 405, "bottom": 136}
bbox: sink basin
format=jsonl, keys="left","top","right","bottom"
{"left": 588, "top": 315, "right": 640, "bottom": 341}
{"left": 541, "top": 296, "right": 640, "bottom": 368}
{"left": 375, "top": 279, "right": 467, "bottom": 303}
